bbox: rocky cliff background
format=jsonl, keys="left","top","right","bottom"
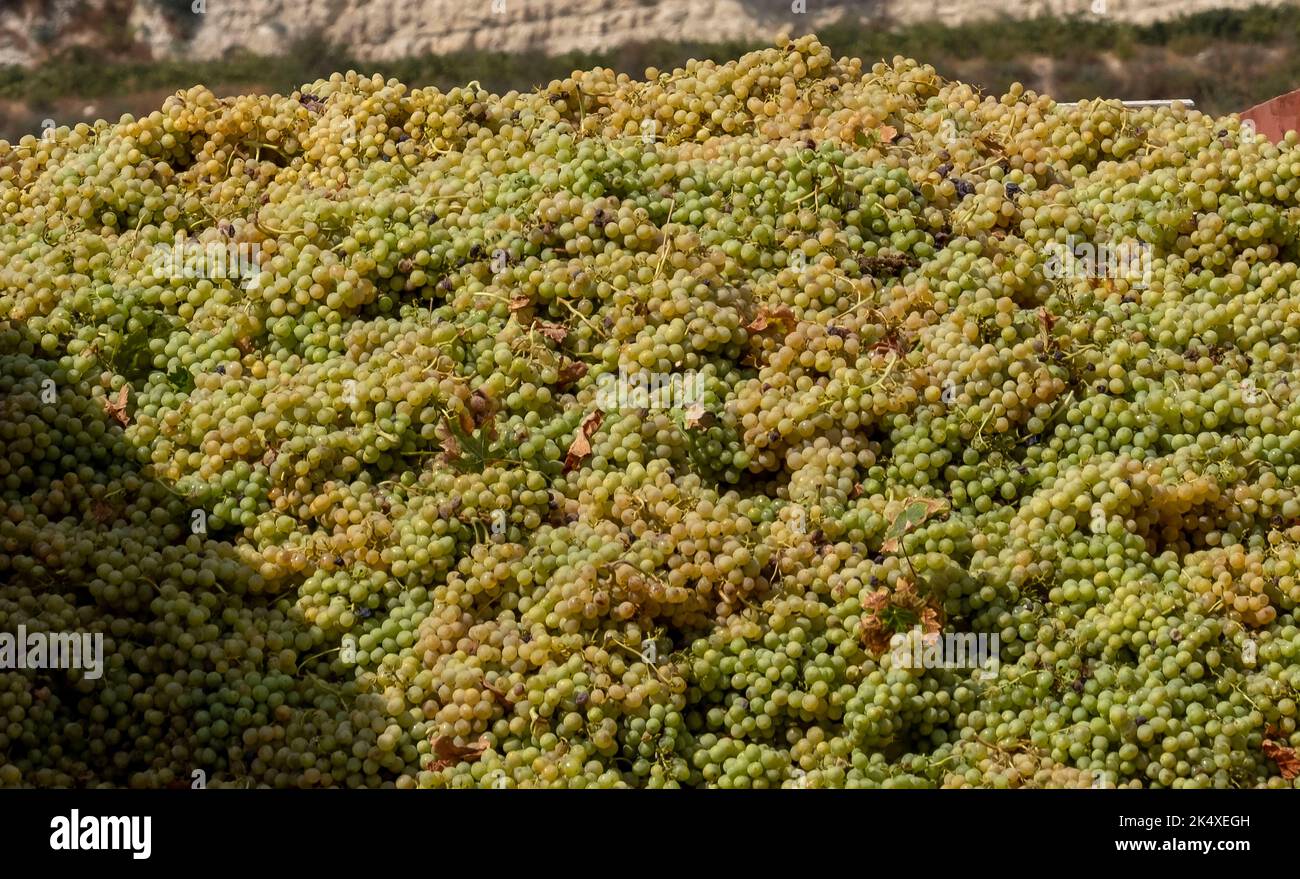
{"left": 2, "top": 0, "right": 1290, "bottom": 68}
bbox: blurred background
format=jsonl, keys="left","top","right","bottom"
{"left": 2, "top": 0, "right": 1299, "bottom": 141}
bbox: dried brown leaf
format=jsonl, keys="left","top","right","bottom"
{"left": 920, "top": 604, "right": 943, "bottom": 637}
{"left": 102, "top": 386, "right": 130, "bottom": 427}
{"left": 862, "top": 588, "right": 890, "bottom": 614}
{"left": 858, "top": 619, "right": 891, "bottom": 656}
{"left": 537, "top": 322, "right": 568, "bottom": 344}
{"left": 747, "top": 306, "right": 795, "bottom": 333}
{"left": 431, "top": 734, "right": 490, "bottom": 765}
{"left": 468, "top": 388, "right": 497, "bottom": 429}
{"left": 858, "top": 577, "right": 945, "bottom": 656}
{"left": 435, "top": 420, "right": 462, "bottom": 465}
{"left": 482, "top": 680, "right": 515, "bottom": 709}
{"left": 556, "top": 360, "right": 588, "bottom": 386}
{"left": 1263, "top": 737, "right": 1300, "bottom": 779}
{"left": 563, "top": 410, "right": 604, "bottom": 473}
{"left": 882, "top": 497, "right": 949, "bottom": 553}
{"left": 683, "top": 401, "right": 712, "bottom": 430}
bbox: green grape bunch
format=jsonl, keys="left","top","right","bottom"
{"left": 1, "top": 35, "right": 1300, "bottom": 789}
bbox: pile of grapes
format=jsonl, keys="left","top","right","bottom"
{"left": 3, "top": 35, "right": 1300, "bottom": 788}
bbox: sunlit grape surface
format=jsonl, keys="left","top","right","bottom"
{"left": 2, "top": 35, "right": 1300, "bottom": 789}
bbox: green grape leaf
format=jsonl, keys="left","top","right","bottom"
{"left": 166, "top": 367, "right": 194, "bottom": 393}
{"left": 882, "top": 497, "right": 948, "bottom": 553}
{"left": 437, "top": 406, "right": 513, "bottom": 472}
